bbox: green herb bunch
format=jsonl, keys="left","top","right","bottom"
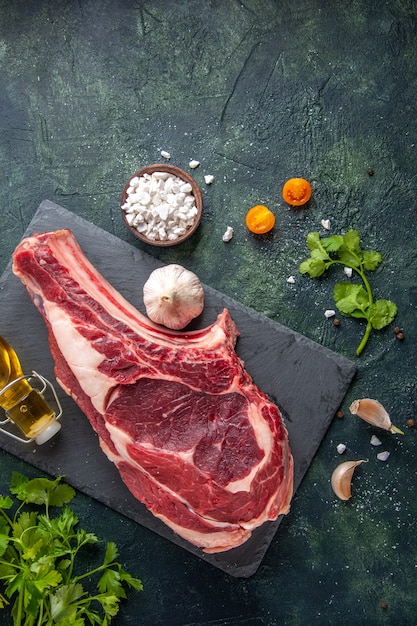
{"left": 0, "top": 472, "right": 143, "bottom": 625}
{"left": 300, "top": 229, "right": 397, "bottom": 356}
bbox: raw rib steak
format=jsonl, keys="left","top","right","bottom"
{"left": 12, "top": 229, "right": 293, "bottom": 552}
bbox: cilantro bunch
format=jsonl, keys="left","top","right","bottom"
{"left": 300, "top": 229, "right": 397, "bottom": 356}
{"left": 0, "top": 472, "right": 143, "bottom": 625}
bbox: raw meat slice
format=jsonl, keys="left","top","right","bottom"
{"left": 12, "top": 229, "right": 293, "bottom": 552}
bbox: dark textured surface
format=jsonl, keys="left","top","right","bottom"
{"left": 0, "top": 200, "right": 356, "bottom": 578}
{"left": 0, "top": 0, "right": 416, "bottom": 623}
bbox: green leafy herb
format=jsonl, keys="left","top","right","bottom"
{"left": 0, "top": 472, "right": 143, "bottom": 625}
{"left": 300, "top": 229, "right": 397, "bottom": 355}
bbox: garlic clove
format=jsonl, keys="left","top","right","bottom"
{"left": 331, "top": 460, "right": 365, "bottom": 501}
{"left": 143, "top": 264, "right": 204, "bottom": 330}
{"left": 349, "top": 398, "right": 404, "bottom": 434}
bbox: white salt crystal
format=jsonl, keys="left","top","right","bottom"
{"left": 370, "top": 435, "right": 382, "bottom": 446}
{"left": 222, "top": 226, "right": 234, "bottom": 242}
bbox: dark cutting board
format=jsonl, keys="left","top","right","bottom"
{"left": 0, "top": 201, "right": 356, "bottom": 577}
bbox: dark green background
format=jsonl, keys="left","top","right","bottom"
{"left": 1, "top": 1, "right": 416, "bottom": 624}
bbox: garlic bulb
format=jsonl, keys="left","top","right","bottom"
{"left": 331, "top": 460, "right": 365, "bottom": 501}
{"left": 349, "top": 398, "right": 404, "bottom": 434}
{"left": 143, "top": 264, "right": 204, "bottom": 330}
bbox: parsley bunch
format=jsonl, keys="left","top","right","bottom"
{"left": 0, "top": 472, "right": 143, "bottom": 625}
{"left": 300, "top": 229, "right": 397, "bottom": 356}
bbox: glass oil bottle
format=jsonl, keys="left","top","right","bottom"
{"left": 0, "top": 335, "right": 62, "bottom": 444}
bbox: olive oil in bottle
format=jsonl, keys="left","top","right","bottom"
{"left": 0, "top": 336, "right": 61, "bottom": 443}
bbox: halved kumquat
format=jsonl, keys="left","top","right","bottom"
{"left": 245, "top": 205, "right": 275, "bottom": 234}
{"left": 282, "top": 178, "right": 312, "bottom": 206}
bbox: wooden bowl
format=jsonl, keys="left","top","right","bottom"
{"left": 120, "top": 164, "right": 203, "bottom": 247}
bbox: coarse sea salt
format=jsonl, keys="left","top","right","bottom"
{"left": 222, "top": 226, "right": 234, "bottom": 242}
{"left": 122, "top": 171, "right": 198, "bottom": 242}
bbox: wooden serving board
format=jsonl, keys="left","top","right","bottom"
{"left": 0, "top": 201, "right": 356, "bottom": 577}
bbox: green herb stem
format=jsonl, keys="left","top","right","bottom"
{"left": 0, "top": 508, "right": 13, "bottom": 528}
{"left": 327, "top": 259, "right": 375, "bottom": 354}
{"left": 353, "top": 263, "right": 374, "bottom": 356}
{"left": 16, "top": 586, "right": 24, "bottom": 626}
{"left": 0, "top": 558, "right": 22, "bottom": 570}
{"left": 356, "top": 321, "right": 373, "bottom": 356}
{"left": 73, "top": 563, "right": 108, "bottom": 584}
